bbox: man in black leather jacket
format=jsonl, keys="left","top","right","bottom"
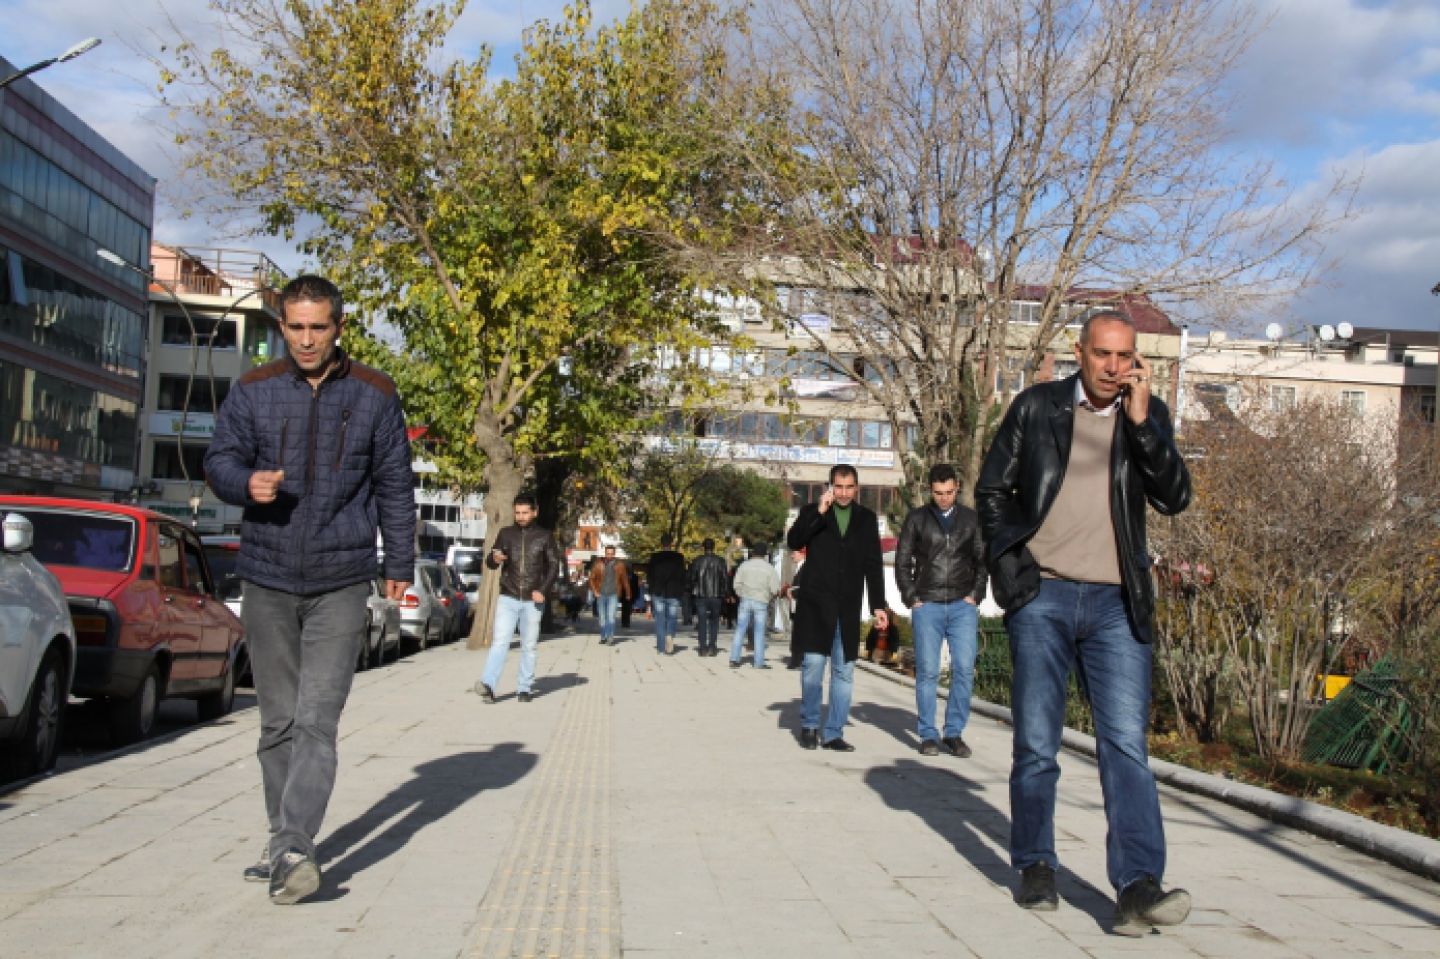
{"left": 475, "top": 493, "right": 560, "bottom": 704}
{"left": 894, "top": 463, "right": 987, "bottom": 759}
{"left": 976, "top": 311, "right": 1192, "bottom": 936}
{"left": 687, "top": 538, "right": 730, "bottom": 657}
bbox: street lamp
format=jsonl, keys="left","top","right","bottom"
{"left": 0, "top": 39, "right": 102, "bottom": 91}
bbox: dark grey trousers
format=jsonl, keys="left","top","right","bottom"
{"left": 243, "top": 580, "right": 368, "bottom": 861}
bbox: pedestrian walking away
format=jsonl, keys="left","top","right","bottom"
{"left": 204, "top": 275, "right": 416, "bottom": 906}
{"left": 475, "top": 493, "right": 561, "bottom": 704}
{"left": 687, "top": 538, "right": 729, "bottom": 657}
{"left": 976, "top": 309, "right": 1192, "bottom": 935}
{"left": 646, "top": 533, "right": 687, "bottom": 654}
{"left": 894, "top": 463, "right": 988, "bottom": 759}
{"left": 786, "top": 464, "right": 888, "bottom": 752}
{"left": 729, "top": 544, "right": 780, "bottom": 668}
{"left": 589, "top": 546, "right": 632, "bottom": 644}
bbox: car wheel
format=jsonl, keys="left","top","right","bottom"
{"left": 370, "top": 626, "right": 385, "bottom": 669}
{"left": 110, "top": 664, "right": 161, "bottom": 745}
{"left": 196, "top": 661, "right": 236, "bottom": 721}
{"left": 0, "top": 648, "right": 67, "bottom": 780}
{"left": 355, "top": 630, "right": 371, "bottom": 672}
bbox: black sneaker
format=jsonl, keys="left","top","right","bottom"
{"left": 268, "top": 848, "right": 321, "bottom": 905}
{"left": 942, "top": 735, "right": 972, "bottom": 758}
{"left": 1016, "top": 862, "right": 1058, "bottom": 911}
{"left": 821, "top": 738, "right": 856, "bottom": 752}
{"left": 517, "top": 691, "right": 533, "bottom": 703}
{"left": 800, "top": 728, "right": 820, "bottom": 750}
{"left": 475, "top": 681, "right": 496, "bottom": 703}
{"left": 1113, "top": 876, "right": 1191, "bottom": 937}
{"left": 242, "top": 852, "right": 270, "bottom": 883}
{"left": 729, "top": 659, "right": 741, "bottom": 668}
{"left": 918, "top": 739, "right": 940, "bottom": 756}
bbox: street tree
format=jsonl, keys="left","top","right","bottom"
{"left": 724, "top": 0, "right": 1353, "bottom": 502}
{"left": 621, "top": 445, "right": 788, "bottom": 560}
{"left": 1151, "top": 393, "right": 1398, "bottom": 761}
{"left": 156, "top": 0, "right": 780, "bottom": 643}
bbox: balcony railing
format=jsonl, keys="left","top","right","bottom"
{"left": 149, "top": 245, "right": 286, "bottom": 312}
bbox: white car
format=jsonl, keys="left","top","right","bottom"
{"left": 0, "top": 513, "right": 76, "bottom": 780}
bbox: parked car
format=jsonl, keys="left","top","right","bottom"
{"left": 438, "top": 562, "right": 472, "bottom": 641}
{"left": 201, "top": 534, "right": 249, "bottom": 685}
{"left": 445, "top": 545, "right": 484, "bottom": 592}
{"left": 397, "top": 559, "right": 446, "bottom": 654}
{"left": 0, "top": 513, "right": 76, "bottom": 779}
{"left": 359, "top": 577, "right": 402, "bottom": 670}
{"left": 423, "top": 561, "right": 463, "bottom": 644}
{"left": 0, "top": 496, "right": 248, "bottom": 745}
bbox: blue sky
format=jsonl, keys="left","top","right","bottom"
{"left": 3, "top": 0, "right": 1438, "bottom": 334}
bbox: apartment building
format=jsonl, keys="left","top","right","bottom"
{"left": 0, "top": 56, "right": 155, "bottom": 497}
{"left": 132, "top": 244, "right": 286, "bottom": 530}
{"left": 1180, "top": 325, "right": 1438, "bottom": 469}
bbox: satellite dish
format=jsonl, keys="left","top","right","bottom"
{"left": 1264, "top": 323, "right": 1283, "bottom": 342}
{"left": 1318, "top": 324, "right": 1336, "bottom": 342}
{"left": 1336, "top": 321, "right": 1354, "bottom": 340}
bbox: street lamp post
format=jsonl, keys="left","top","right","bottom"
{"left": 0, "top": 39, "right": 101, "bottom": 91}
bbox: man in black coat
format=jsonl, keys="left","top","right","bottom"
{"left": 786, "top": 463, "right": 889, "bottom": 751}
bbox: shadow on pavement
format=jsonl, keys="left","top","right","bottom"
{"left": 1164, "top": 789, "right": 1440, "bottom": 926}
{"left": 532, "top": 672, "right": 589, "bottom": 697}
{"left": 865, "top": 757, "right": 1114, "bottom": 932}
{"left": 849, "top": 701, "right": 922, "bottom": 751}
{"left": 315, "top": 743, "right": 538, "bottom": 898}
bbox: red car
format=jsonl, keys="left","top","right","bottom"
{"left": 0, "top": 496, "right": 247, "bottom": 745}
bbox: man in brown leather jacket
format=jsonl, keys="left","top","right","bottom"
{"left": 976, "top": 311, "right": 1191, "bottom": 936}
{"left": 588, "top": 545, "right": 632, "bottom": 645}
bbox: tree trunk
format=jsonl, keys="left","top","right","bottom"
{"left": 466, "top": 453, "right": 526, "bottom": 650}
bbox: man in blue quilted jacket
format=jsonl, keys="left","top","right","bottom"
{"left": 205, "top": 275, "right": 415, "bottom": 905}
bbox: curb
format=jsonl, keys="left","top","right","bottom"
{"left": 856, "top": 659, "right": 1440, "bottom": 883}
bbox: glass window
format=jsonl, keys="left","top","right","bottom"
{"left": 12, "top": 509, "right": 135, "bottom": 571}
{"left": 152, "top": 441, "right": 209, "bottom": 481}
{"left": 181, "top": 533, "right": 211, "bottom": 595}
{"left": 0, "top": 359, "right": 138, "bottom": 471}
{"left": 161, "top": 312, "right": 238, "bottom": 349}
{"left": 157, "top": 375, "right": 230, "bottom": 412}
{"left": 1340, "top": 390, "right": 1366, "bottom": 415}
{"left": 1269, "top": 385, "right": 1296, "bottom": 412}
{"left": 155, "top": 528, "right": 184, "bottom": 589}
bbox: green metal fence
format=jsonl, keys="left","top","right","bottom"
{"left": 1302, "top": 657, "right": 1413, "bottom": 775}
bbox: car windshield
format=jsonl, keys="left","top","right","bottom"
{"left": 19, "top": 510, "right": 134, "bottom": 571}
{"left": 450, "top": 550, "right": 481, "bottom": 573}
{"left": 205, "top": 546, "right": 243, "bottom": 600}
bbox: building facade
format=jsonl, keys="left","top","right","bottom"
{"left": 131, "top": 244, "right": 286, "bottom": 531}
{"left": 0, "top": 57, "right": 155, "bottom": 498}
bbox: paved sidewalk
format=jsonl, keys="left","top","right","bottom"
{"left": 1, "top": 619, "right": 1437, "bottom": 957}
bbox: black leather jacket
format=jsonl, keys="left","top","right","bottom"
{"left": 975, "top": 376, "right": 1191, "bottom": 643}
{"left": 894, "top": 504, "right": 988, "bottom": 608}
{"left": 486, "top": 524, "right": 561, "bottom": 600}
{"left": 687, "top": 552, "right": 730, "bottom": 599}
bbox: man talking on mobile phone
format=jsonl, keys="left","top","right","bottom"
{"left": 786, "top": 464, "right": 888, "bottom": 752}
{"left": 475, "top": 493, "right": 561, "bottom": 704}
{"left": 976, "top": 310, "right": 1191, "bottom": 935}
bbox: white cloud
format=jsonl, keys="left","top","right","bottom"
{"left": 1290, "top": 140, "right": 1440, "bottom": 329}
{"left": 1227, "top": 0, "right": 1440, "bottom": 147}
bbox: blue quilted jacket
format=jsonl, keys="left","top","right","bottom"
{"left": 204, "top": 351, "right": 416, "bottom": 595}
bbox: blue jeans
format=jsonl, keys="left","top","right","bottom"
{"left": 911, "top": 599, "right": 979, "bottom": 742}
{"left": 695, "top": 596, "right": 722, "bottom": 650}
{"left": 597, "top": 593, "right": 619, "bottom": 641}
{"left": 652, "top": 596, "right": 681, "bottom": 651}
{"left": 483, "top": 594, "right": 543, "bottom": 693}
{"left": 244, "top": 580, "right": 369, "bottom": 861}
{"left": 800, "top": 624, "right": 854, "bottom": 741}
{"left": 730, "top": 598, "right": 769, "bottom": 666}
{"left": 1007, "top": 579, "right": 1165, "bottom": 892}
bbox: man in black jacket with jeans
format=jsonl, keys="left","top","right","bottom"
{"left": 687, "top": 538, "right": 729, "bottom": 657}
{"left": 476, "top": 493, "right": 561, "bottom": 703}
{"left": 976, "top": 311, "right": 1191, "bottom": 936}
{"left": 894, "top": 463, "right": 987, "bottom": 759}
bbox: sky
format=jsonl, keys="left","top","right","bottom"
{"left": 2, "top": 0, "right": 1438, "bottom": 336}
